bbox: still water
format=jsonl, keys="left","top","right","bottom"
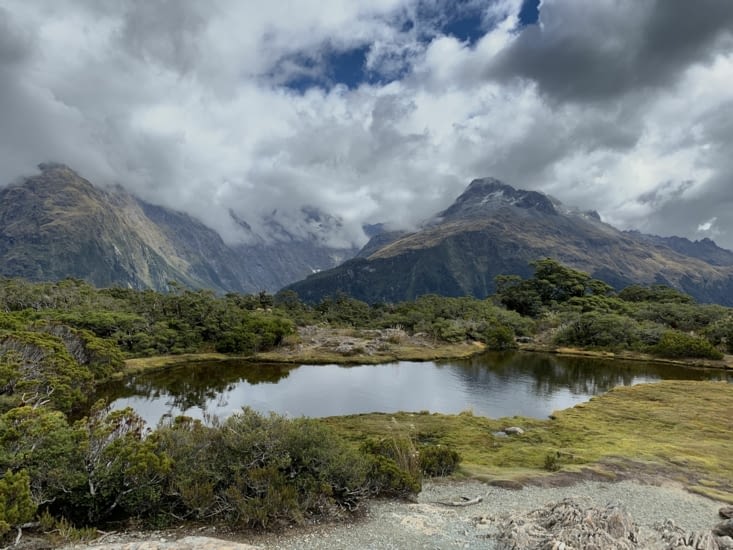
{"left": 95, "top": 352, "right": 731, "bottom": 426}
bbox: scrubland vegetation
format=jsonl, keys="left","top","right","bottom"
{"left": 1, "top": 259, "right": 732, "bottom": 542}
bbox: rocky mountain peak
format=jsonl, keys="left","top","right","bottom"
{"left": 436, "top": 177, "right": 558, "bottom": 221}
{"left": 11, "top": 164, "right": 98, "bottom": 201}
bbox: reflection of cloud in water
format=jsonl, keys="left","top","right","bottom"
{"left": 103, "top": 354, "right": 732, "bottom": 427}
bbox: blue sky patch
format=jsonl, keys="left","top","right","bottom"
{"left": 518, "top": 0, "right": 540, "bottom": 26}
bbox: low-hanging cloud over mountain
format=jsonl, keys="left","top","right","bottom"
{"left": 1, "top": 0, "right": 732, "bottom": 249}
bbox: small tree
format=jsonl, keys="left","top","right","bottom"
{"left": 0, "top": 469, "right": 36, "bottom": 540}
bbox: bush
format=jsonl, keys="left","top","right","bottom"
{"left": 480, "top": 325, "right": 517, "bottom": 351}
{"left": 419, "top": 445, "right": 461, "bottom": 477}
{"left": 554, "top": 312, "right": 640, "bottom": 349}
{"left": 543, "top": 453, "right": 561, "bottom": 472}
{"left": 361, "top": 438, "right": 421, "bottom": 498}
{"left": 0, "top": 469, "right": 36, "bottom": 539}
{"left": 157, "top": 409, "right": 370, "bottom": 528}
{"left": 652, "top": 330, "right": 723, "bottom": 360}
{"left": 704, "top": 317, "right": 733, "bottom": 353}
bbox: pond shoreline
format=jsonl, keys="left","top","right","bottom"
{"left": 519, "top": 343, "right": 733, "bottom": 371}
{"left": 118, "top": 334, "right": 732, "bottom": 381}
{"left": 118, "top": 326, "right": 488, "bottom": 378}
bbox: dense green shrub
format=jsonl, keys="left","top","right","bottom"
{"left": 630, "top": 303, "right": 728, "bottom": 332}
{"left": 496, "top": 259, "right": 612, "bottom": 317}
{"left": 618, "top": 284, "right": 694, "bottom": 304}
{"left": 554, "top": 312, "right": 641, "bottom": 349}
{"left": 652, "top": 330, "right": 723, "bottom": 360}
{"left": 361, "top": 438, "right": 422, "bottom": 498}
{"left": 0, "top": 332, "right": 94, "bottom": 411}
{"left": 703, "top": 317, "right": 733, "bottom": 353}
{"left": 419, "top": 445, "right": 461, "bottom": 477}
{"left": 157, "top": 409, "right": 371, "bottom": 528}
{"left": 0, "top": 469, "right": 36, "bottom": 539}
{"left": 0, "top": 406, "right": 85, "bottom": 508}
{"left": 480, "top": 324, "right": 517, "bottom": 351}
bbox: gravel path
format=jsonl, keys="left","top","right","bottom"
{"left": 61, "top": 479, "right": 727, "bottom": 550}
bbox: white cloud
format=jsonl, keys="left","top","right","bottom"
{"left": 1, "top": 0, "right": 732, "bottom": 250}
{"left": 697, "top": 217, "right": 717, "bottom": 233}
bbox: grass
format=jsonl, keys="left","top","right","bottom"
{"left": 253, "top": 341, "right": 485, "bottom": 364}
{"left": 322, "top": 380, "right": 733, "bottom": 502}
{"left": 121, "top": 353, "right": 235, "bottom": 376}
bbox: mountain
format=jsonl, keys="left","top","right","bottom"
{"left": 285, "top": 177, "right": 733, "bottom": 305}
{"left": 0, "top": 164, "right": 356, "bottom": 292}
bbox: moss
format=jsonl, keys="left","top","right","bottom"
{"left": 322, "top": 381, "right": 733, "bottom": 494}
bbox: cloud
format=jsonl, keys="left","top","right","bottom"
{"left": 0, "top": 0, "right": 732, "bottom": 253}
{"left": 486, "top": 0, "right": 733, "bottom": 102}
{"left": 697, "top": 217, "right": 717, "bottom": 233}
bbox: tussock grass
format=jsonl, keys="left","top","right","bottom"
{"left": 121, "top": 353, "right": 233, "bottom": 375}
{"left": 253, "top": 341, "right": 484, "bottom": 364}
{"left": 323, "top": 381, "right": 733, "bottom": 501}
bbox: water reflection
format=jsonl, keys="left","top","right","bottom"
{"left": 97, "top": 352, "right": 731, "bottom": 426}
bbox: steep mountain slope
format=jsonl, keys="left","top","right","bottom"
{"left": 286, "top": 178, "right": 733, "bottom": 305}
{"left": 0, "top": 164, "right": 356, "bottom": 292}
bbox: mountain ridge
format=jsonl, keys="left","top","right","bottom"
{"left": 0, "top": 164, "right": 357, "bottom": 292}
{"left": 285, "top": 178, "right": 733, "bottom": 305}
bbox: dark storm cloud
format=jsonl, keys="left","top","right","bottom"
{"left": 0, "top": 6, "right": 33, "bottom": 66}
{"left": 488, "top": 0, "right": 733, "bottom": 102}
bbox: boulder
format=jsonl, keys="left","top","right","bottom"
{"left": 714, "top": 520, "right": 733, "bottom": 538}
{"left": 503, "top": 426, "right": 524, "bottom": 435}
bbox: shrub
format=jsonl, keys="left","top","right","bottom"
{"left": 481, "top": 325, "right": 517, "bottom": 351}
{"left": 554, "top": 312, "right": 640, "bottom": 349}
{"left": 704, "top": 317, "right": 733, "bottom": 353}
{"left": 0, "top": 469, "right": 36, "bottom": 539}
{"left": 361, "top": 438, "right": 421, "bottom": 498}
{"left": 652, "top": 330, "right": 723, "bottom": 360}
{"left": 543, "top": 453, "right": 561, "bottom": 472}
{"left": 157, "top": 409, "right": 370, "bottom": 528}
{"left": 419, "top": 445, "right": 461, "bottom": 477}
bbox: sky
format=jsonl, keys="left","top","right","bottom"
{"left": 1, "top": 0, "right": 732, "bottom": 250}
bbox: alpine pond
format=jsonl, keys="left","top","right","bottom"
{"left": 95, "top": 352, "right": 731, "bottom": 426}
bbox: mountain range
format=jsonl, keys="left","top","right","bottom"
{"left": 285, "top": 178, "right": 733, "bottom": 305}
{"left": 2, "top": 166, "right": 733, "bottom": 305}
{"left": 0, "top": 164, "right": 355, "bottom": 293}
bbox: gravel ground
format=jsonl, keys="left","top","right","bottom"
{"left": 257, "top": 479, "right": 725, "bottom": 549}
{"left": 61, "top": 479, "right": 727, "bottom": 550}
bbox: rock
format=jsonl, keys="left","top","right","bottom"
{"left": 496, "top": 497, "right": 640, "bottom": 550}
{"left": 714, "top": 520, "right": 733, "bottom": 538}
{"left": 718, "top": 536, "right": 733, "bottom": 550}
{"left": 503, "top": 427, "right": 524, "bottom": 435}
{"left": 721, "top": 507, "right": 733, "bottom": 519}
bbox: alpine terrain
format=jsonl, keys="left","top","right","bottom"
{"left": 285, "top": 178, "right": 733, "bottom": 305}
{"left": 0, "top": 164, "right": 356, "bottom": 292}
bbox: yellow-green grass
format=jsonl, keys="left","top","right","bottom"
{"left": 118, "top": 342, "right": 485, "bottom": 377}
{"left": 253, "top": 341, "right": 485, "bottom": 365}
{"left": 121, "top": 353, "right": 235, "bottom": 376}
{"left": 322, "top": 380, "right": 733, "bottom": 502}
